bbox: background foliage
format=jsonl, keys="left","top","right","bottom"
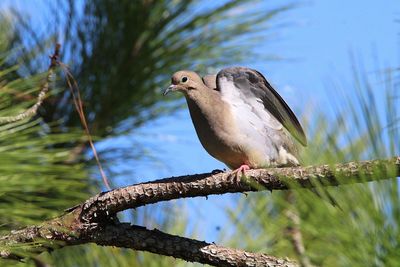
{"left": 0, "top": 17, "right": 90, "bottom": 230}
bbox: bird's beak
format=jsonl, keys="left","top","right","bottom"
{"left": 163, "top": 84, "right": 176, "bottom": 96}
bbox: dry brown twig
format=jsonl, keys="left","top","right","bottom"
{"left": 0, "top": 44, "right": 111, "bottom": 189}
{"left": 0, "top": 44, "right": 60, "bottom": 124}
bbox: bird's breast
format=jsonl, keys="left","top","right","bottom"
{"left": 185, "top": 95, "right": 247, "bottom": 168}
{"left": 184, "top": 92, "right": 299, "bottom": 169}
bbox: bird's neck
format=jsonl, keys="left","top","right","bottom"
{"left": 184, "top": 88, "right": 233, "bottom": 135}
{"left": 185, "top": 88, "right": 221, "bottom": 120}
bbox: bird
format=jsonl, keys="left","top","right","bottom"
{"left": 163, "top": 66, "right": 307, "bottom": 178}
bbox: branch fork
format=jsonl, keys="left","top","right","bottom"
{"left": 2, "top": 156, "right": 399, "bottom": 266}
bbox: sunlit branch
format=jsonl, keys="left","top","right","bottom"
{"left": 79, "top": 156, "right": 400, "bottom": 223}
{"left": 1, "top": 156, "right": 399, "bottom": 266}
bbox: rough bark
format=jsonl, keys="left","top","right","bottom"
{"left": 1, "top": 156, "right": 399, "bottom": 266}
{"left": 1, "top": 218, "right": 297, "bottom": 267}
{"left": 79, "top": 156, "right": 399, "bottom": 223}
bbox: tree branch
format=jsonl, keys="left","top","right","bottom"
{"left": 1, "top": 213, "right": 297, "bottom": 267}
{"left": 79, "top": 156, "right": 399, "bottom": 223}
{"left": 1, "top": 156, "right": 399, "bottom": 266}
{"left": 89, "top": 224, "right": 297, "bottom": 267}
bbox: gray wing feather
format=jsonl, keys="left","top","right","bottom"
{"left": 216, "top": 67, "right": 307, "bottom": 146}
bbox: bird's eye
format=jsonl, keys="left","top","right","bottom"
{"left": 181, "top": 76, "right": 188, "bottom": 83}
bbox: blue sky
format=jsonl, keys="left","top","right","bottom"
{"left": 1, "top": 0, "right": 399, "bottom": 242}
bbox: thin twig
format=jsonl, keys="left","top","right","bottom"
{"left": 59, "top": 62, "right": 111, "bottom": 190}
{"left": 0, "top": 44, "right": 111, "bottom": 190}
{"left": 0, "top": 44, "right": 60, "bottom": 124}
{"left": 285, "top": 192, "right": 313, "bottom": 267}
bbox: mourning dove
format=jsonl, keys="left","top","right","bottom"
{"left": 163, "top": 66, "right": 307, "bottom": 175}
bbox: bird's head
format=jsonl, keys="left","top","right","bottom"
{"left": 163, "top": 70, "right": 203, "bottom": 96}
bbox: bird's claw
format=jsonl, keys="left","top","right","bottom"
{"left": 229, "top": 164, "right": 250, "bottom": 184}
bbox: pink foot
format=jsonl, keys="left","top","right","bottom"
{"left": 230, "top": 164, "right": 251, "bottom": 184}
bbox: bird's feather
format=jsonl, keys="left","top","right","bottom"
{"left": 202, "top": 75, "right": 217, "bottom": 90}
{"left": 216, "top": 67, "right": 307, "bottom": 146}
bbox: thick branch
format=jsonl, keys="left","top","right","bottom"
{"left": 0, "top": 216, "right": 297, "bottom": 267}
{"left": 80, "top": 156, "right": 400, "bottom": 223}
{"left": 1, "top": 156, "right": 399, "bottom": 266}
{"left": 90, "top": 224, "right": 297, "bottom": 267}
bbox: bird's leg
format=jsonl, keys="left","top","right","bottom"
{"left": 230, "top": 164, "right": 250, "bottom": 184}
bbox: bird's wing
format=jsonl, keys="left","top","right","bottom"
{"left": 216, "top": 67, "right": 307, "bottom": 146}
